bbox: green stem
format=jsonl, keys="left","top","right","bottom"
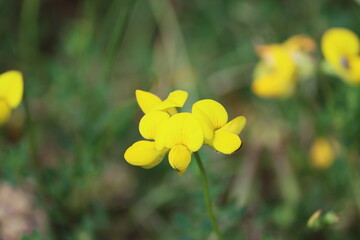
{"left": 194, "top": 152, "right": 224, "bottom": 240}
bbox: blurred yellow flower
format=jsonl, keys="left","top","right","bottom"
{"left": 321, "top": 28, "right": 360, "bottom": 84}
{"left": 135, "top": 89, "right": 188, "bottom": 115}
{"left": 309, "top": 137, "right": 335, "bottom": 169}
{"left": 0, "top": 71, "right": 23, "bottom": 124}
{"left": 192, "top": 99, "right": 246, "bottom": 154}
{"left": 252, "top": 35, "right": 315, "bottom": 98}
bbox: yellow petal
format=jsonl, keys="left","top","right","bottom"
{"left": 124, "top": 140, "right": 167, "bottom": 169}
{"left": 0, "top": 100, "right": 11, "bottom": 125}
{"left": 321, "top": 28, "right": 359, "bottom": 70}
{"left": 0, "top": 70, "right": 24, "bottom": 108}
{"left": 164, "top": 112, "right": 203, "bottom": 152}
{"left": 211, "top": 130, "right": 242, "bottom": 154}
{"left": 192, "top": 99, "right": 228, "bottom": 141}
{"left": 166, "top": 90, "right": 188, "bottom": 107}
{"left": 168, "top": 145, "right": 191, "bottom": 175}
{"left": 135, "top": 90, "right": 162, "bottom": 114}
{"left": 155, "top": 121, "right": 167, "bottom": 151}
{"left": 153, "top": 102, "right": 178, "bottom": 113}
{"left": 153, "top": 90, "right": 188, "bottom": 113}
{"left": 139, "top": 111, "right": 169, "bottom": 140}
{"left": 252, "top": 73, "right": 295, "bottom": 98}
{"left": 219, "top": 116, "right": 246, "bottom": 135}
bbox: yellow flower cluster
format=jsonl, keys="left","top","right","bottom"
{"left": 124, "top": 90, "right": 246, "bottom": 175}
{"left": 252, "top": 27, "right": 360, "bottom": 98}
{"left": 0, "top": 71, "right": 23, "bottom": 124}
{"left": 252, "top": 35, "right": 316, "bottom": 98}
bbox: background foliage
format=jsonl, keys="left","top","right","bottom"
{"left": 1, "top": 0, "right": 360, "bottom": 239}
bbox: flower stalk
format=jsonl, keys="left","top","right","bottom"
{"left": 194, "top": 152, "right": 224, "bottom": 240}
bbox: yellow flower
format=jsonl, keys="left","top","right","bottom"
{"left": 125, "top": 90, "right": 246, "bottom": 175}
{"left": 126, "top": 89, "right": 198, "bottom": 175}
{"left": 135, "top": 89, "right": 188, "bottom": 115}
{"left": 192, "top": 99, "right": 246, "bottom": 154}
{"left": 124, "top": 111, "right": 169, "bottom": 169}
{"left": 162, "top": 113, "right": 203, "bottom": 175}
{"left": 321, "top": 28, "right": 360, "bottom": 84}
{"left": 0, "top": 71, "right": 23, "bottom": 124}
{"left": 309, "top": 137, "right": 335, "bottom": 169}
{"left": 252, "top": 44, "right": 297, "bottom": 98}
{"left": 252, "top": 35, "right": 315, "bottom": 98}
{"left": 124, "top": 111, "right": 203, "bottom": 175}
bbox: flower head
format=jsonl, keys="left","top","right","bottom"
{"left": 321, "top": 28, "right": 360, "bottom": 84}
{"left": 135, "top": 89, "right": 188, "bottom": 115}
{"left": 125, "top": 90, "right": 246, "bottom": 175}
{"left": 0, "top": 71, "right": 23, "bottom": 124}
{"left": 252, "top": 35, "right": 315, "bottom": 98}
{"left": 192, "top": 99, "right": 246, "bottom": 154}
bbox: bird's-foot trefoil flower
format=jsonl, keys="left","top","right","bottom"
{"left": 321, "top": 28, "right": 360, "bottom": 84}
{"left": 192, "top": 99, "right": 246, "bottom": 154}
{"left": 125, "top": 90, "right": 246, "bottom": 175}
{"left": 135, "top": 89, "right": 188, "bottom": 115}
{"left": 124, "top": 111, "right": 170, "bottom": 168}
{"left": 252, "top": 35, "right": 316, "bottom": 98}
{"left": 162, "top": 112, "right": 203, "bottom": 175}
{"left": 252, "top": 44, "right": 297, "bottom": 98}
{"left": 0, "top": 71, "right": 23, "bottom": 125}
{"left": 124, "top": 90, "right": 245, "bottom": 240}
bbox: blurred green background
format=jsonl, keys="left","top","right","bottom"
{"left": 1, "top": 0, "right": 360, "bottom": 239}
